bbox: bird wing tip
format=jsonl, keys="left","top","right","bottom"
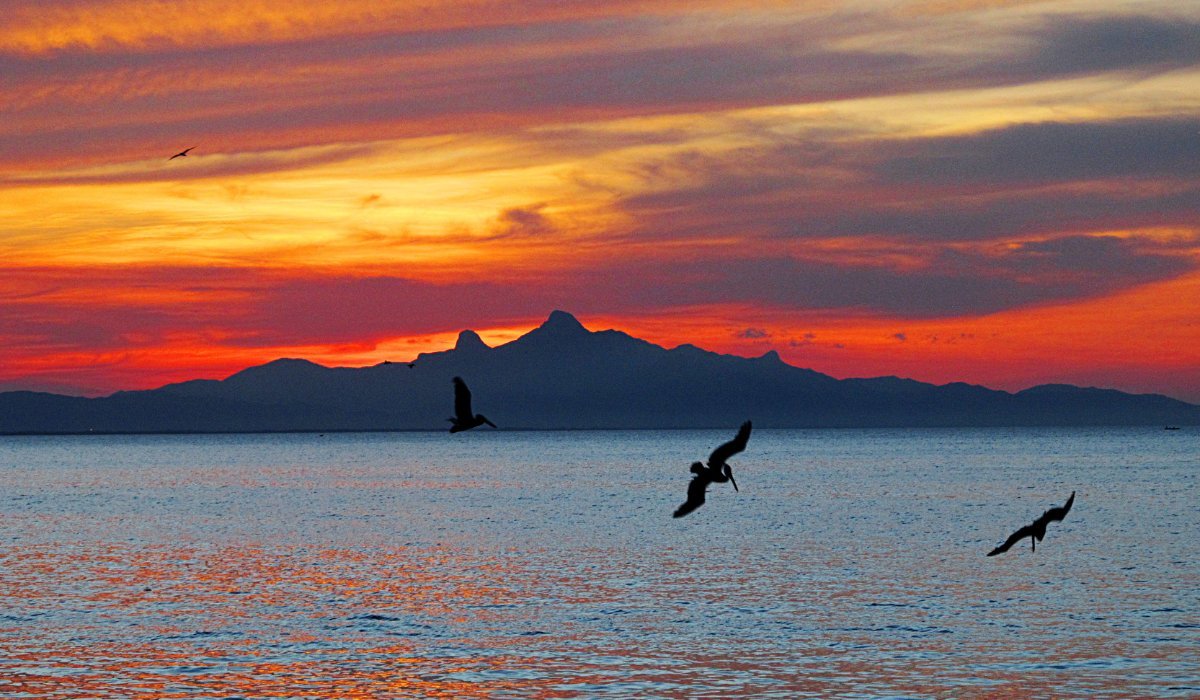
{"left": 672, "top": 502, "right": 697, "bottom": 518}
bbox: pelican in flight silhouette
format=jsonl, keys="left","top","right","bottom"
{"left": 447, "top": 376, "right": 496, "bottom": 433}
{"left": 673, "top": 421, "right": 751, "bottom": 518}
{"left": 987, "top": 491, "right": 1075, "bottom": 556}
{"left": 168, "top": 146, "right": 195, "bottom": 160}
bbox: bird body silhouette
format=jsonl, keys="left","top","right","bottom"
{"left": 169, "top": 147, "right": 195, "bottom": 160}
{"left": 987, "top": 491, "right": 1075, "bottom": 556}
{"left": 447, "top": 376, "right": 496, "bottom": 433}
{"left": 673, "top": 421, "right": 751, "bottom": 518}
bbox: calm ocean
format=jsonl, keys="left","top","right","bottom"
{"left": 1, "top": 428, "right": 1196, "bottom": 698}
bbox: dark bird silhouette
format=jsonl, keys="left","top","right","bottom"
{"left": 168, "top": 146, "right": 195, "bottom": 160}
{"left": 673, "top": 421, "right": 751, "bottom": 518}
{"left": 447, "top": 376, "right": 496, "bottom": 433}
{"left": 987, "top": 491, "right": 1075, "bottom": 556}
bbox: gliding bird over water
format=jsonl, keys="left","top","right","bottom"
{"left": 673, "top": 421, "right": 751, "bottom": 518}
{"left": 987, "top": 491, "right": 1075, "bottom": 556}
{"left": 447, "top": 376, "right": 496, "bottom": 433}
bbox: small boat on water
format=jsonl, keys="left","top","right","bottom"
{"left": 1164, "top": 425, "right": 1180, "bottom": 430}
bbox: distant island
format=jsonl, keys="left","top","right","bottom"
{"left": 2, "top": 310, "right": 1197, "bottom": 434}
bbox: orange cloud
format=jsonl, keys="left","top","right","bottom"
{"left": 2, "top": 1, "right": 1198, "bottom": 404}
{"left": 0, "top": 0, "right": 798, "bottom": 55}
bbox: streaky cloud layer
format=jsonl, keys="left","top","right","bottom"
{"left": 1, "top": 0, "right": 1198, "bottom": 402}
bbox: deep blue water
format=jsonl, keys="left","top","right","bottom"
{"left": 1, "top": 428, "right": 1197, "bottom": 698}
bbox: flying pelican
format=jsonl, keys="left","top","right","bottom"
{"left": 673, "top": 421, "right": 751, "bottom": 518}
{"left": 168, "top": 146, "right": 195, "bottom": 160}
{"left": 987, "top": 491, "right": 1075, "bottom": 556}
{"left": 447, "top": 376, "right": 496, "bottom": 433}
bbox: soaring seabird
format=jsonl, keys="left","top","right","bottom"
{"left": 673, "top": 421, "right": 751, "bottom": 518}
{"left": 447, "top": 376, "right": 496, "bottom": 433}
{"left": 987, "top": 491, "right": 1075, "bottom": 556}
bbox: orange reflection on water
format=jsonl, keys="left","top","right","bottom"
{"left": 0, "top": 540, "right": 564, "bottom": 698}
{"left": 2, "top": 513, "right": 1195, "bottom": 698}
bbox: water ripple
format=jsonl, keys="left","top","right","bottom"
{"left": 0, "top": 428, "right": 1197, "bottom": 698}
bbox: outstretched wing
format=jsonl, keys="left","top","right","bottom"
{"left": 673, "top": 473, "right": 710, "bottom": 518}
{"left": 1040, "top": 491, "right": 1075, "bottom": 525}
{"left": 708, "top": 421, "right": 752, "bottom": 466}
{"left": 452, "top": 377, "right": 473, "bottom": 422}
{"left": 987, "top": 523, "right": 1034, "bottom": 556}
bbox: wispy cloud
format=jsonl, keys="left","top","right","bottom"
{"left": 6, "top": 7, "right": 1198, "bottom": 171}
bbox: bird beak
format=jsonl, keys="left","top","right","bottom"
{"left": 730, "top": 473, "right": 739, "bottom": 492}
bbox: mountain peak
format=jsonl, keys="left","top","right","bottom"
{"left": 222, "top": 357, "right": 327, "bottom": 388}
{"left": 231, "top": 357, "right": 324, "bottom": 377}
{"left": 264, "top": 357, "right": 321, "bottom": 368}
{"left": 454, "top": 330, "right": 490, "bottom": 352}
{"left": 758, "top": 349, "right": 783, "bottom": 363}
{"left": 535, "top": 310, "right": 589, "bottom": 336}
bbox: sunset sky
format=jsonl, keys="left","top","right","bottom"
{"left": 2, "top": 0, "right": 1198, "bottom": 401}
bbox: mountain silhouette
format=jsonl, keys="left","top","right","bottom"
{"left": 2, "top": 310, "right": 1198, "bottom": 433}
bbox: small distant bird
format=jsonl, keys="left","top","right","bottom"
{"left": 447, "top": 376, "right": 496, "bottom": 433}
{"left": 169, "top": 146, "right": 195, "bottom": 160}
{"left": 987, "top": 491, "right": 1075, "bottom": 556}
{"left": 673, "top": 421, "right": 751, "bottom": 518}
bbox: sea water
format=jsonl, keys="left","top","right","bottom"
{"left": 0, "top": 428, "right": 1197, "bottom": 698}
